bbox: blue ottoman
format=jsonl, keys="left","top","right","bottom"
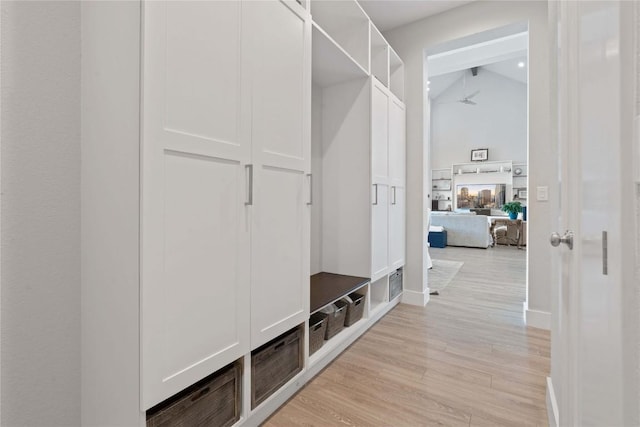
{"left": 428, "top": 230, "right": 447, "bottom": 248}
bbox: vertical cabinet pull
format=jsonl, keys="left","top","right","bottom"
{"left": 245, "top": 164, "right": 253, "bottom": 206}
{"left": 372, "top": 184, "right": 378, "bottom": 205}
{"left": 307, "top": 174, "right": 312, "bottom": 205}
{"left": 602, "top": 231, "right": 608, "bottom": 275}
{"left": 391, "top": 186, "right": 397, "bottom": 205}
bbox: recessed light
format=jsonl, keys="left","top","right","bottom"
{"left": 518, "top": 61, "right": 525, "bottom": 68}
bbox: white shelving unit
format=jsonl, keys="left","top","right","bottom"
{"left": 311, "top": 22, "right": 368, "bottom": 87}
{"left": 432, "top": 168, "right": 453, "bottom": 211}
{"left": 81, "top": 0, "right": 405, "bottom": 426}
{"left": 310, "top": 0, "right": 370, "bottom": 73}
{"left": 389, "top": 47, "right": 405, "bottom": 101}
{"left": 512, "top": 162, "right": 528, "bottom": 199}
{"left": 370, "top": 24, "right": 389, "bottom": 86}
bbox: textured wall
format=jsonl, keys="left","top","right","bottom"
{"left": 1, "top": 2, "right": 81, "bottom": 425}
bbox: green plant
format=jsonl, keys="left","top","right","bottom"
{"left": 501, "top": 201, "right": 523, "bottom": 215}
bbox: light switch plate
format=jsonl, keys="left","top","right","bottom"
{"left": 537, "top": 186, "right": 549, "bottom": 201}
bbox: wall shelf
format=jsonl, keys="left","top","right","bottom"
{"left": 389, "top": 47, "right": 404, "bottom": 101}
{"left": 370, "top": 23, "right": 389, "bottom": 87}
{"left": 312, "top": 23, "right": 368, "bottom": 87}
{"left": 310, "top": 0, "right": 370, "bottom": 73}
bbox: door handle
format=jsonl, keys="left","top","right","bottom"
{"left": 373, "top": 184, "right": 378, "bottom": 205}
{"left": 391, "top": 186, "right": 397, "bottom": 205}
{"left": 550, "top": 230, "right": 573, "bottom": 250}
{"left": 245, "top": 164, "right": 253, "bottom": 206}
{"left": 306, "top": 173, "right": 312, "bottom": 206}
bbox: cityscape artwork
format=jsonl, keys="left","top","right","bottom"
{"left": 456, "top": 184, "right": 506, "bottom": 209}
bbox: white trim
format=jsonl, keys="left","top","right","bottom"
{"left": 524, "top": 302, "right": 551, "bottom": 330}
{"left": 546, "top": 377, "right": 559, "bottom": 427}
{"left": 401, "top": 288, "right": 430, "bottom": 306}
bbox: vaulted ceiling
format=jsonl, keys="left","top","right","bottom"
{"left": 358, "top": 0, "right": 475, "bottom": 32}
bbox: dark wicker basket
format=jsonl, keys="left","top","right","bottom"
{"left": 308, "top": 312, "right": 327, "bottom": 356}
{"left": 344, "top": 293, "right": 365, "bottom": 326}
{"left": 146, "top": 361, "right": 241, "bottom": 427}
{"left": 324, "top": 300, "right": 347, "bottom": 340}
{"left": 251, "top": 326, "right": 303, "bottom": 409}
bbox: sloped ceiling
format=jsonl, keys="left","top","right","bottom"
{"left": 358, "top": 0, "right": 475, "bottom": 32}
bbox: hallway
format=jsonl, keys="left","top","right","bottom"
{"left": 266, "top": 246, "right": 549, "bottom": 426}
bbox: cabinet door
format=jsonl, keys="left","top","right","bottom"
{"left": 389, "top": 186, "right": 406, "bottom": 269}
{"left": 371, "top": 80, "right": 389, "bottom": 184}
{"left": 389, "top": 98, "right": 406, "bottom": 187}
{"left": 371, "top": 183, "right": 389, "bottom": 281}
{"left": 141, "top": 2, "right": 250, "bottom": 409}
{"left": 247, "top": 1, "right": 311, "bottom": 348}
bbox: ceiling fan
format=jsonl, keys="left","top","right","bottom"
{"left": 436, "top": 67, "right": 480, "bottom": 106}
{"left": 458, "top": 89, "right": 480, "bottom": 105}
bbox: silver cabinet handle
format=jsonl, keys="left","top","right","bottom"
{"left": 307, "top": 173, "right": 312, "bottom": 205}
{"left": 391, "top": 186, "right": 397, "bottom": 205}
{"left": 245, "top": 164, "right": 253, "bottom": 206}
{"left": 602, "top": 231, "right": 608, "bottom": 275}
{"left": 373, "top": 184, "right": 378, "bottom": 205}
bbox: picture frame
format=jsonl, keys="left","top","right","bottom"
{"left": 518, "top": 189, "right": 528, "bottom": 199}
{"left": 470, "top": 148, "right": 489, "bottom": 162}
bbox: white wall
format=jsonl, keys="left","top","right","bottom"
{"left": 1, "top": 2, "right": 81, "bottom": 425}
{"left": 431, "top": 69, "right": 527, "bottom": 169}
{"left": 385, "top": 0, "right": 553, "bottom": 324}
{"left": 81, "top": 2, "right": 142, "bottom": 425}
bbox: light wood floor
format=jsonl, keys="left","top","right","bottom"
{"left": 265, "top": 246, "right": 550, "bottom": 426}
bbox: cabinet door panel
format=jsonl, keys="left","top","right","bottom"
{"left": 371, "top": 82, "right": 389, "bottom": 184}
{"left": 389, "top": 98, "right": 406, "bottom": 187}
{"left": 142, "top": 1, "right": 250, "bottom": 409}
{"left": 251, "top": 167, "right": 306, "bottom": 341}
{"left": 371, "top": 184, "right": 389, "bottom": 281}
{"left": 248, "top": 1, "right": 310, "bottom": 347}
{"left": 389, "top": 186, "right": 406, "bottom": 269}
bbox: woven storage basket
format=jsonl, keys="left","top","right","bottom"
{"left": 323, "top": 300, "right": 347, "bottom": 340}
{"left": 146, "top": 361, "right": 241, "bottom": 427}
{"left": 251, "top": 326, "right": 303, "bottom": 409}
{"left": 308, "top": 312, "right": 327, "bottom": 356}
{"left": 343, "top": 293, "right": 365, "bottom": 326}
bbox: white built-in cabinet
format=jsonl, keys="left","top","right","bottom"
{"left": 142, "top": 0, "right": 310, "bottom": 409}
{"left": 371, "top": 79, "right": 406, "bottom": 279}
{"left": 141, "top": 1, "right": 252, "bottom": 408}
{"left": 246, "top": 0, "right": 311, "bottom": 351}
{"left": 388, "top": 97, "right": 406, "bottom": 270}
{"left": 371, "top": 80, "right": 390, "bottom": 281}
{"left": 82, "top": 0, "right": 404, "bottom": 425}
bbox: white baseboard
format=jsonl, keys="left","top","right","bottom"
{"left": 524, "top": 302, "right": 551, "bottom": 330}
{"left": 402, "top": 289, "right": 430, "bottom": 306}
{"left": 546, "top": 376, "right": 559, "bottom": 427}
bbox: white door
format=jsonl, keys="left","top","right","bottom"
{"left": 371, "top": 80, "right": 389, "bottom": 184}
{"left": 248, "top": 0, "right": 311, "bottom": 348}
{"left": 389, "top": 97, "right": 406, "bottom": 188}
{"left": 389, "top": 186, "right": 405, "bottom": 269}
{"left": 371, "top": 183, "right": 389, "bottom": 281}
{"left": 371, "top": 79, "right": 390, "bottom": 280}
{"left": 388, "top": 97, "right": 406, "bottom": 269}
{"left": 553, "top": 1, "right": 636, "bottom": 425}
{"left": 141, "top": 1, "right": 250, "bottom": 408}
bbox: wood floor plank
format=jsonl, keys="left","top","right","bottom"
{"left": 264, "top": 246, "right": 549, "bottom": 426}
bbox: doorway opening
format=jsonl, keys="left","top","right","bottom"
{"left": 424, "top": 23, "right": 530, "bottom": 315}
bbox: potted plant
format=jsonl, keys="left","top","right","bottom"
{"left": 502, "top": 201, "right": 522, "bottom": 220}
